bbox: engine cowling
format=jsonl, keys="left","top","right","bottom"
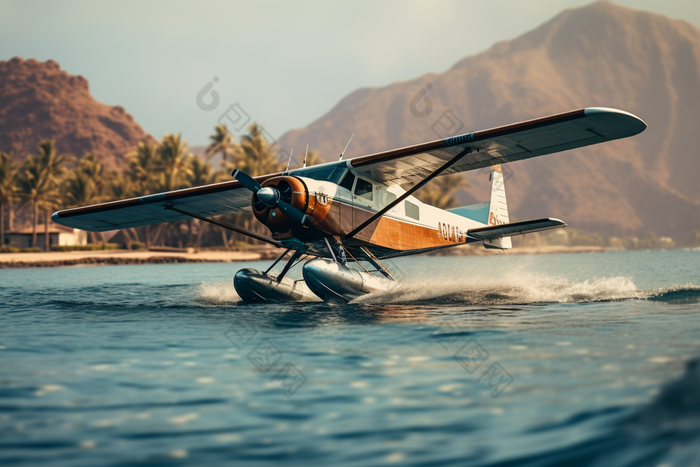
{"left": 252, "top": 176, "right": 311, "bottom": 235}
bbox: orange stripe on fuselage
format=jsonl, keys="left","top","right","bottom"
{"left": 310, "top": 199, "right": 462, "bottom": 251}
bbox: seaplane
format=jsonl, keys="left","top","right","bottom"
{"left": 52, "top": 108, "right": 646, "bottom": 303}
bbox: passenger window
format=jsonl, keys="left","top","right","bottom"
{"left": 405, "top": 200, "right": 419, "bottom": 220}
{"left": 339, "top": 171, "right": 355, "bottom": 192}
{"left": 354, "top": 178, "right": 373, "bottom": 201}
{"left": 381, "top": 191, "right": 397, "bottom": 206}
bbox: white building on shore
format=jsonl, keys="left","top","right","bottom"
{"left": 3, "top": 225, "right": 88, "bottom": 251}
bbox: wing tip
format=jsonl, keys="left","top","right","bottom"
{"left": 547, "top": 217, "right": 566, "bottom": 226}
{"left": 584, "top": 107, "right": 647, "bottom": 134}
{"left": 51, "top": 210, "right": 65, "bottom": 225}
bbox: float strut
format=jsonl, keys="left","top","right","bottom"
{"left": 265, "top": 248, "right": 291, "bottom": 275}
{"left": 276, "top": 250, "right": 304, "bottom": 283}
{"left": 323, "top": 237, "right": 338, "bottom": 263}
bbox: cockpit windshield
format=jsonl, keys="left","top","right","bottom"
{"left": 291, "top": 164, "right": 346, "bottom": 184}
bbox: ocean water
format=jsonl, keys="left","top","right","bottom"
{"left": 1, "top": 249, "right": 699, "bottom": 467}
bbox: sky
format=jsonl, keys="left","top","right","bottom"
{"left": 1, "top": 0, "right": 698, "bottom": 147}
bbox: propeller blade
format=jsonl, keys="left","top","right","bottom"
{"left": 277, "top": 200, "right": 308, "bottom": 225}
{"left": 231, "top": 169, "right": 262, "bottom": 193}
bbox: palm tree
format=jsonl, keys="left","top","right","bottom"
{"left": 125, "top": 141, "right": 159, "bottom": 247}
{"left": 77, "top": 153, "right": 106, "bottom": 194}
{"left": 15, "top": 141, "right": 71, "bottom": 250}
{"left": 17, "top": 155, "right": 55, "bottom": 248}
{"left": 126, "top": 141, "right": 158, "bottom": 192}
{"left": 415, "top": 174, "right": 469, "bottom": 209}
{"left": 108, "top": 176, "right": 134, "bottom": 201}
{"left": 0, "top": 152, "right": 19, "bottom": 249}
{"left": 154, "top": 133, "right": 193, "bottom": 192}
{"left": 38, "top": 140, "right": 72, "bottom": 181}
{"left": 64, "top": 171, "right": 101, "bottom": 208}
{"left": 205, "top": 124, "right": 235, "bottom": 164}
{"left": 64, "top": 153, "right": 107, "bottom": 207}
{"left": 150, "top": 134, "right": 194, "bottom": 247}
{"left": 37, "top": 141, "right": 72, "bottom": 251}
{"left": 226, "top": 123, "right": 284, "bottom": 176}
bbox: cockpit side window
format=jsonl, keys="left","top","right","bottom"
{"left": 354, "top": 178, "right": 373, "bottom": 201}
{"left": 339, "top": 171, "right": 356, "bottom": 192}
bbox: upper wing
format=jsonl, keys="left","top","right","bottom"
{"left": 349, "top": 107, "right": 646, "bottom": 186}
{"left": 53, "top": 108, "right": 645, "bottom": 232}
{"left": 52, "top": 172, "right": 282, "bottom": 232}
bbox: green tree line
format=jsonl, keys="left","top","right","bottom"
{"left": 0, "top": 123, "right": 303, "bottom": 251}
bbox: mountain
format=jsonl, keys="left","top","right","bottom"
{"left": 0, "top": 57, "right": 153, "bottom": 168}
{"left": 278, "top": 1, "right": 700, "bottom": 239}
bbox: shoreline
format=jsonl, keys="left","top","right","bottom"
{"left": 0, "top": 250, "right": 269, "bottom": 268}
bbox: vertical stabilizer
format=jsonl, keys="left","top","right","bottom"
{"left": 484, "top": 165, "right": 512, "bottom": 249}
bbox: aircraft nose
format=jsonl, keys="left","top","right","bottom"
{"left": 257, "top": 187, "right": 279, "bottom": 207}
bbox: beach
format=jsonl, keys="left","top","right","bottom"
{"left": 0, "top": 249, "right": 270, "bottom": 268}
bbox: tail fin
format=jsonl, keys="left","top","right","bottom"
{"left": 446, "top": 165, "right": 513, "bottom": 249}
{"left": 484, "top": 165, "right": 511, "bottom": 249}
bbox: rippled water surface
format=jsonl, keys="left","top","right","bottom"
{"left": 1, "top": 250, "right": 699, "bottom": 466}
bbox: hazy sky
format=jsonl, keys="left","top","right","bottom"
{"left": 1, "top": 0, "right": 698, "bottom": 147}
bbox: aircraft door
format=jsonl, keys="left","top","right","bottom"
{"left": 338, "top": 171, "right": 355, "bottom": 234}
{"left": 353, "top": 177, "right": 375, "bottom": 210}
{"left": 351, "top": 177, "right": 376, "bottom": 239}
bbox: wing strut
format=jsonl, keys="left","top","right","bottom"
{"left": 347, "top": 147, "right": 474, "bottom": 238}
{"left": 163, "top": 205, "right": 284, "bottom": 248}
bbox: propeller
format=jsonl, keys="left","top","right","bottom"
{"left": 277, "top": 200, "right": 307, "bottom": 224}
{"left": 232, "top": 169, "right": 307, "bottom": 225}
{"left": 232, "top": 169, "right": 262, "bottom": 193}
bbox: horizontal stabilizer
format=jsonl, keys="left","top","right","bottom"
{"left": 466, "top": 218, "right": 566, "bottom": 241}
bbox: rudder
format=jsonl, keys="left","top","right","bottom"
{"left": 484, "top": 165, "right": 512, "bottom": 249}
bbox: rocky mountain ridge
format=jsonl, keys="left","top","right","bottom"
{"left": 0, "top": 57, "right": 153, "bottom": 167}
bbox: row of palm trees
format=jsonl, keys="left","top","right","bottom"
{"left": 1, "top": 140, "right": 72, "bottom": 251}
{"left": 0, "top": 123, "right": 301, "bottom": 250}
{"left": 0, "top": 122, "right": 466, "bottom": 251}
